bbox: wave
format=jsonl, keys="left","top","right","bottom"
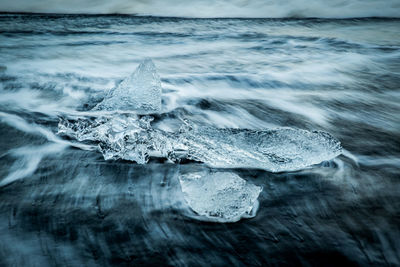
{"left": 1, "top": 0, "right": 400, "bottom": 18}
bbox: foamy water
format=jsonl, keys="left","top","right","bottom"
{"left": 0, "top": 14, "right": 399, "bottom": 266}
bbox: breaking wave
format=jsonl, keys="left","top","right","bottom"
{"left": 1, "top": 0, "right": 400, "bottom": 18}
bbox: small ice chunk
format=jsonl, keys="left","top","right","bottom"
{"left": 58, "top": 115, "right": 174, "bottom": 164}
{"left": 179, "top": 171, "right": 262, "bottom": 223}
{"left": 180, "top": 126, "right": 342, "bottom": 172}
{"left": 94, "top": 59, "right": 162, "bottom": 113}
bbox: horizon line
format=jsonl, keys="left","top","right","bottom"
{"left": 0, "top": 11, "right": 399, "bottom": 20}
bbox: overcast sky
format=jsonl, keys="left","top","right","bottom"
{"left": 0, "top": 0, "right": 399, "bottom": 18}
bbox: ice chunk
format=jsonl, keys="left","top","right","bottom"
{"left": 58, "top": 115, "right": 174, "bottom": 164}
{"left": 94, "top": 59, "right": 162, "bottom": 113}
{"left": 58, "top": 116, "right": 342, "bottom": 171}
{"left": 179, "top": 171, "right": 262, "bottom": 222}
{"left": 180, "top": 126, "right": 342, "bottom": 172}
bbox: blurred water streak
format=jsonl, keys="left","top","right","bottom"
{"left": 0, "top": 15, "right": 399, "bottom": 266}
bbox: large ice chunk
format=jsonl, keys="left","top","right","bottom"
{"left": 180, "top": 125, "right": 342, "bottom": 172}
{"left": 179, "top": 171, "right": 262, "bottom": 222}
{"left": 94, "top": 59, "right": 162, "bottom": 113}
{"left": 58, "top": 115, "right": 342, "bottom": 171}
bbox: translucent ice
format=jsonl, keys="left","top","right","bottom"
{"left": 180, "top": 125, "right": 342, "bottom": 172}
{"left": 94, "top": 59, "right": 162, "bottom": 113}
{"left": 59, "top": 116, "right": 342, "bottom": 171}
{"left": 58, "top": 115, "right": 173, "bottom": 164}
{"left": 179, "top": 171, "right": 262, "bottom": 222}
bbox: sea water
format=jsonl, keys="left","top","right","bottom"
{"left": 0, "top": 14, "right": 399, "bottom": 266}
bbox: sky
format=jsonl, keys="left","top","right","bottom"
{"left": 0, "top": 0, "right": 399, "bottom": 18}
